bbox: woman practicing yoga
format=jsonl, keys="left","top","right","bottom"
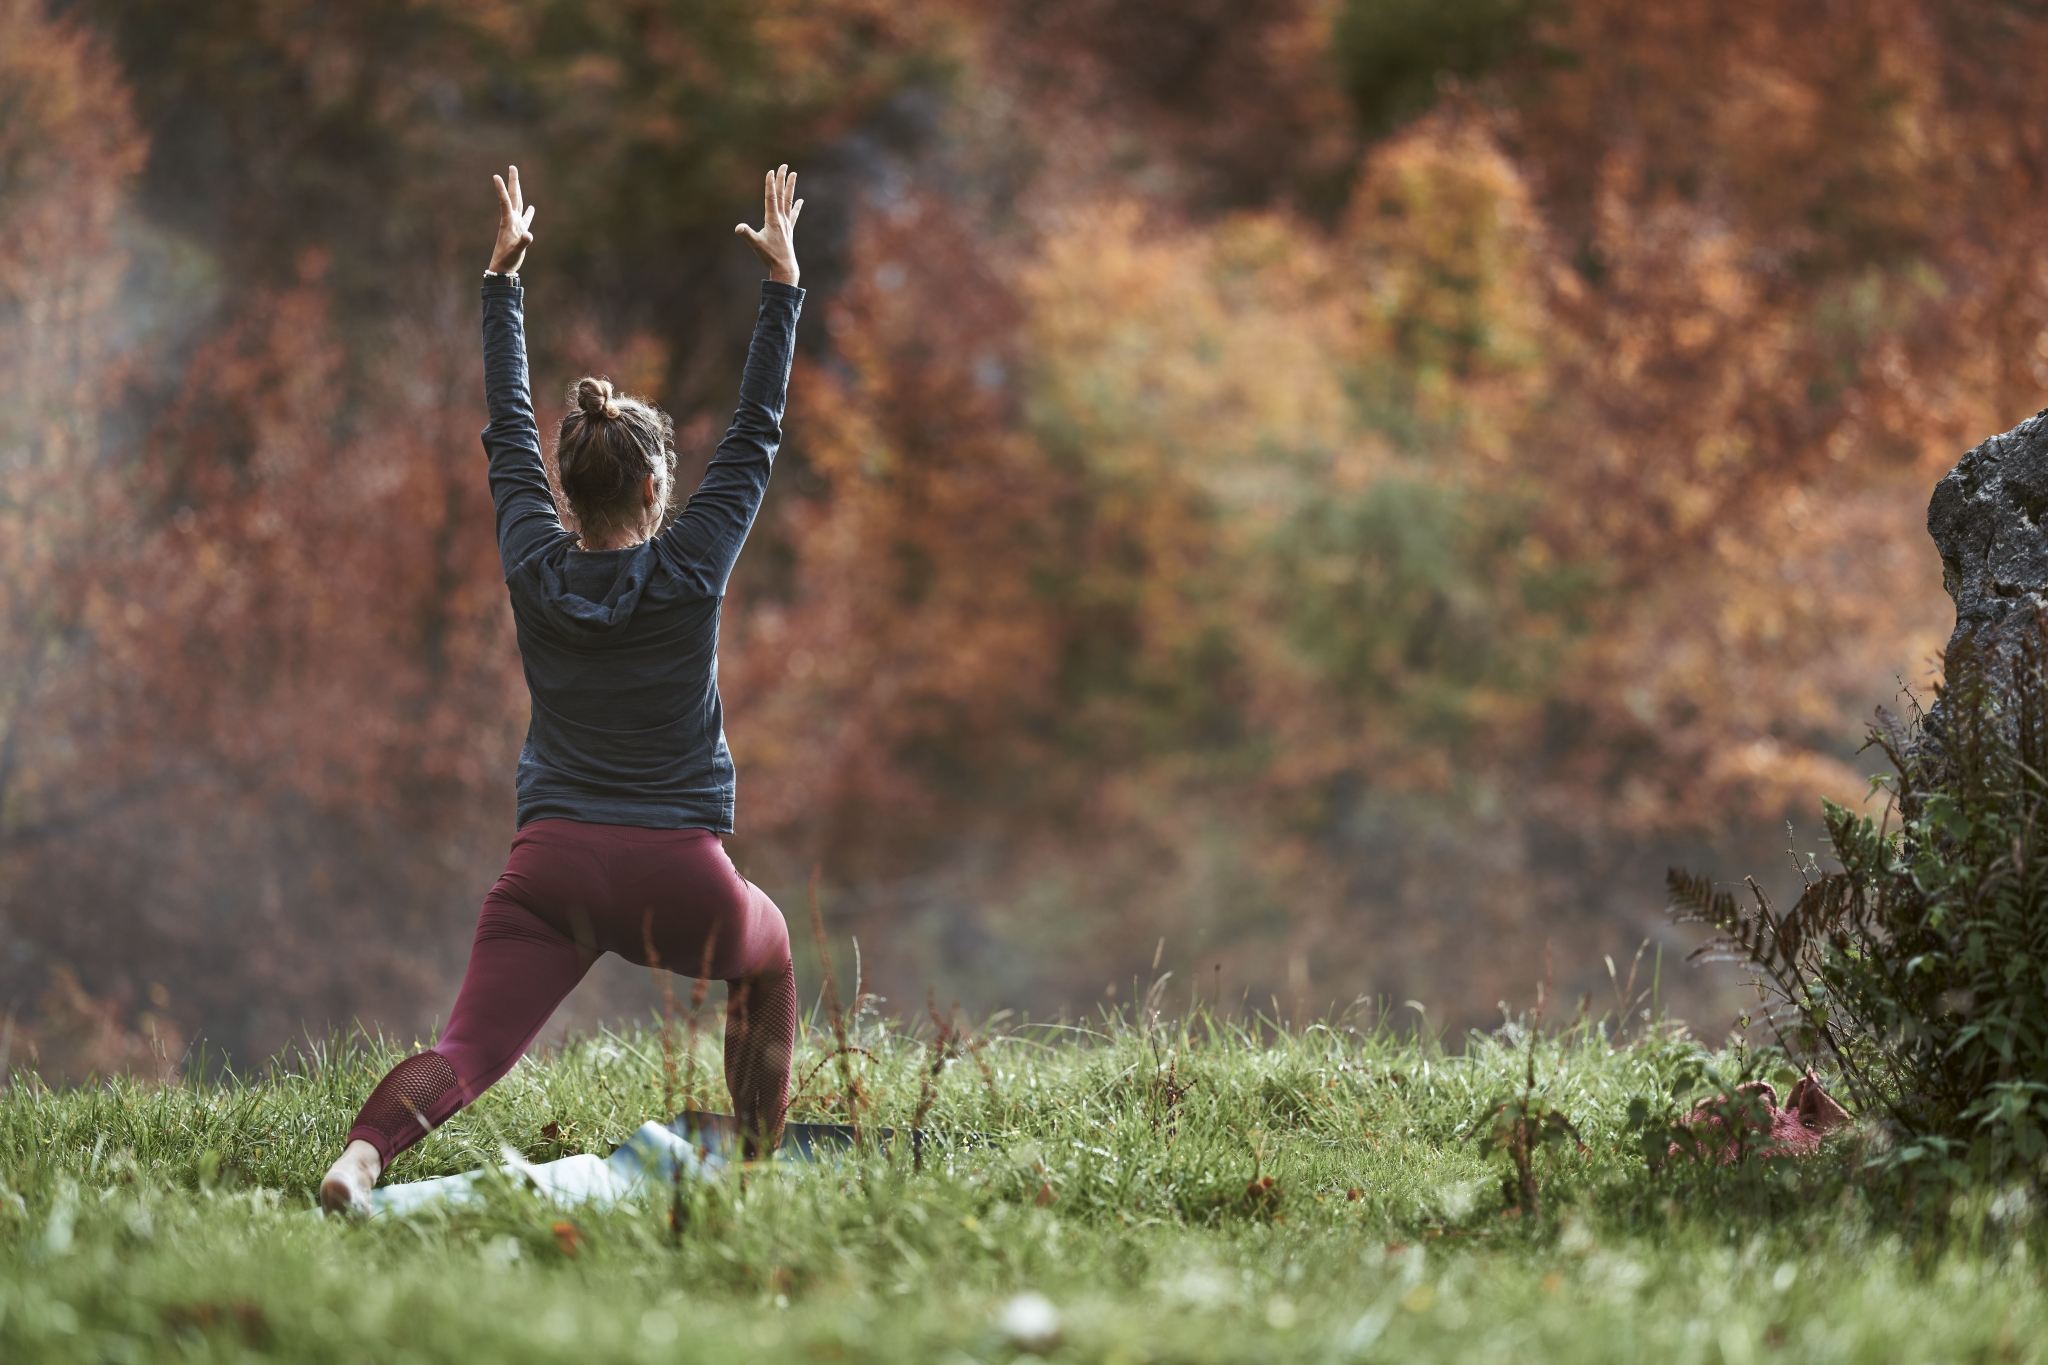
{"left": 321, "top": 164, "right": 806, "bottom": 1215}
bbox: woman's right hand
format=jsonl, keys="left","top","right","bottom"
{"left": 735, "top": 165, "right": 803, "bottom": 286}
{"left": 489, "top": 166, "right": 536, "bottom": 275}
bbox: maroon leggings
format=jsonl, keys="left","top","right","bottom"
{"left": 346, "top": 818, "right": 795, "bottom": 1165}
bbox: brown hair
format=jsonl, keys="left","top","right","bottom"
{"left": 554, "top": 377, "right": 676, "bottom": 541}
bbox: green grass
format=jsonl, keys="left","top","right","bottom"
{"left": 1, "top": 1007, "right": 2044, "bottom": 1363}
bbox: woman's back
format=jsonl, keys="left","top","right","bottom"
{"left": 508, "top": 540, "right": 730, "bottom": 830}
{"left": 480, "top": 274, "right": 805, "bottom": 834}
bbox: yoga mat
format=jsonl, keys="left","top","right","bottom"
{"left": 365, "top": 1121, "right": 714, "bottom": 1218}
{"left": 363, "top": 1112, "right": 988, "bottom": 1217}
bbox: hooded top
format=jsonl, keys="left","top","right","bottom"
{"left": 479, "top": 276, "right": 805, "bottom": 832}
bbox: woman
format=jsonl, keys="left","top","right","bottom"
{"left": 321, "top": 164, "right": 807, "bottom": 1215}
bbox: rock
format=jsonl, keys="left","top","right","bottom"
{"left": 1927, "top": 408, "right": 2048, "bottom": 645}
{"left": 1921, "top": 409, "right": 2048, "bottom": 748}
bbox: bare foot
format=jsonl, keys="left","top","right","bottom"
{"left": 320, "top": 1139, "right": 382, "bottom": 1217}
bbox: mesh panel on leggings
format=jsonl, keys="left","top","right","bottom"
{"left": 353, "top": 1051, "right": 458, "bottom": 1150}
{"left": 724, "top": 958, "right": 797, "bottom": 1158}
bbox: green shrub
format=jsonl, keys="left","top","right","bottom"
{"left": 1672, "top": 625, "right": 2048, "bottom": 1180}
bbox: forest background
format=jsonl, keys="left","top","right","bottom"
{"left": 0, "top": 0, "right": 2025, "bottom": 1078}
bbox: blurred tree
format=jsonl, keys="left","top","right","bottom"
{"left": 17, "top": 0, "right": 2048, "bottom": 1060}
{"left": 1334, "top": 0, "right": 1556, "bottom": 137}
{"left": 727, "top": 0, "right": 1992, "bottom": 1013}
{"left": 81, "top": 0, "right": 956, "bottom": 408}
{"left": 996, "top": 0, "right": 1360, "bottom": 213}
{"left": 0, "top": 0, "right": 165, "bottom": 1073}
{"left": 0, "top": 0, "right": 143, "bottom": 838}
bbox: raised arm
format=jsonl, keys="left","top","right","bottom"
{"left": 478, "top": 166, "right": 567, "bottom": 577}
{"left": 661, "top": 166, "right": 806, "bottom": 593}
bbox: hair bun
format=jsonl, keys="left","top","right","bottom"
{"left": 575, "top": 376, "right": 621, "bottom": 421}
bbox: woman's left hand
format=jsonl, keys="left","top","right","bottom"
{"left": 735, "top": 165, "right": 802, "bottom": 286}
{"left": 489, "top": 166, "right": 536, "bottom": 275}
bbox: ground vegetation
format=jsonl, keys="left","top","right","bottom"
{"left": 1675, "top": 621, "right": 2048, "bottom": 1181}
{"left": 3, "top": 1009, "right": 2041, "bottom": 1361}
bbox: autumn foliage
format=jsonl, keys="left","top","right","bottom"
{"left": 2, "top": 0, "right": 2035, "bottom": 1072}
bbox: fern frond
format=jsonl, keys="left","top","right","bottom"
{"left": 1666, "top": 868, "right": 1739, "bottom": 931}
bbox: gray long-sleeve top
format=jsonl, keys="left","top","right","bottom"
{"left": 480, "top": 276, "right": 805, "bottom": 832}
